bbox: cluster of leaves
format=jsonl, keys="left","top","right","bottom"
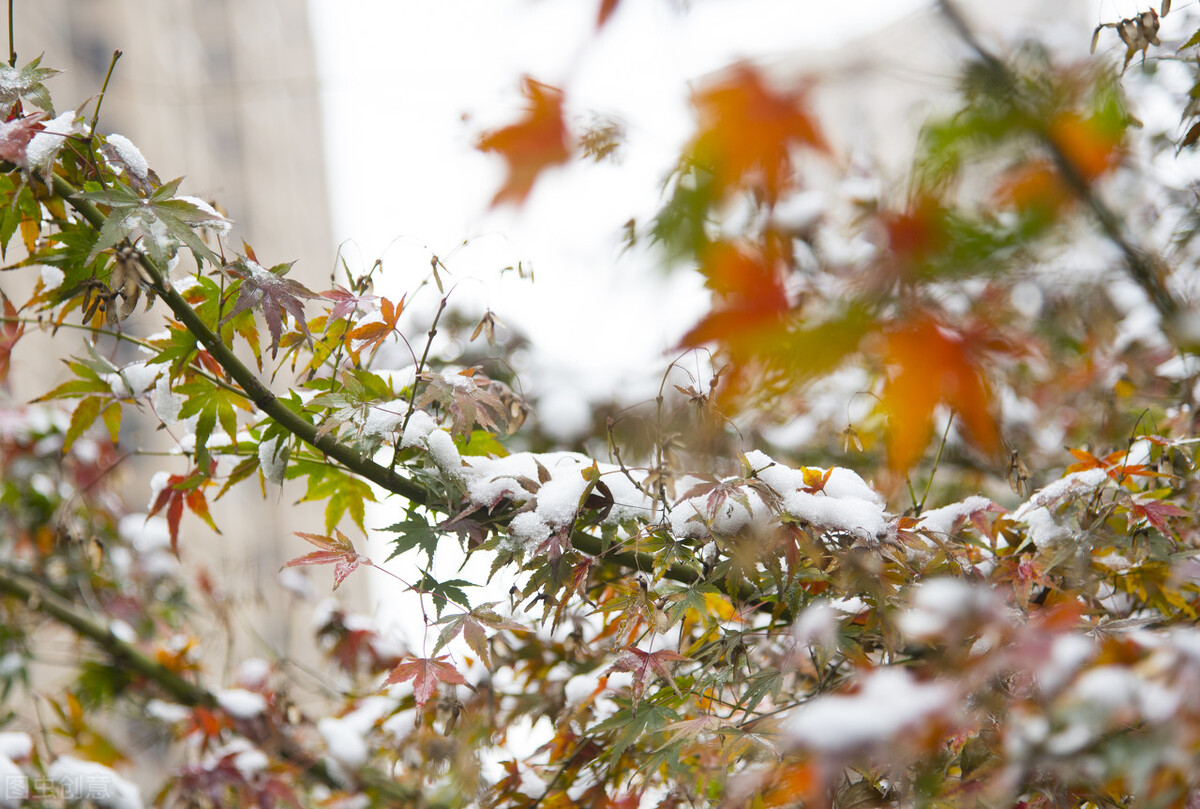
{"left": 6, "top": 3, "right": 1200, "bottom": 809}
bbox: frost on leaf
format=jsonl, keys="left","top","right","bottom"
{"left": 221, "top": 258, "right": 318, "bottom": 357}
{"left": 283, "top": 530, "right": 367, "bottom": 590}
{"left": 0, "top": 55, "right": 59, "bottom": 113}
{"left": 81, "top": 177, "right": 230, "bottom": 269}
{"left": 417, "top": 369, "right": 524, "bottom": 438}
{"left": 476, "top": 76, "right": 570, "bottom": 207}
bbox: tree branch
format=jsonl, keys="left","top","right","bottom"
{"left": 52, "top": 175, "right": 431, "bottom": 507}
{"left": 937, "top": 0, "right": 1183, "bottom": 327}
{"left": 0, "top": 564, "right": 433, "bottom": 805}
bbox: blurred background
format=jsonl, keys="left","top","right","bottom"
{"left": 21, "top": 0, "right": 1107, "bottom": 651}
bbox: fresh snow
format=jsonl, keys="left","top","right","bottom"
{"left": 788, "top": 668, "right": 956, "bottom": 753}
{"left": 47, "top": 756, "right": 142, "bottom": 809}
{"left": 104, "top": 134, "right": 149, "bottom": 180}
{"left": 24, "top": 110, "right": 78, "bottom": 178}
{"left": 0, "top": 733, "right": 30, "bottom": 761}
{"left": 899, "top": 578, "right": 994, "bottom": 639}
{"left": 916, "top": 496, "right": 995, "bottom": 537}
{"left": 215, "top": 688, "right": 268, "bottom": 719}
{"left": 0, "top": 754, "right": 25, "bottom": 808}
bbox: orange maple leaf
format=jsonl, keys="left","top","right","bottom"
{"left": 880, "top": 315, "right": 1001, "bottom": 471}
{"left": 688, "top": 63, "right": 827, "bottom": 204}
{"left": 476, "top": 77, "right": 571, "bottom": 207}
{"left": 679, "top": 240, "right": 789, "bottom": 351}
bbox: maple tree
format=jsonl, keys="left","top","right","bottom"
{"left": 5, "top": 2, "right": 1200, "bottom": 808}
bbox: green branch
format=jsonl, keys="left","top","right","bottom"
{"left": 49, "top": 174, "right": 771, "bottom": 610}
{"left": 52, "top": 174, "right": 430, "bottom": 508}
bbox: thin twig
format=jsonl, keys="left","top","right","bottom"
{"left": 6, "top": 0, "right": 13, "bottom": 69}
{"left": 917, "top": 412, "right": 956, "bottom": 516}
{"left": 396, "top": 295, "right": 448, "bottom": 456}
{"left": 88, "top": 50, "right": 122, "bottom": 141}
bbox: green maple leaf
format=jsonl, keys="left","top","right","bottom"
{"left": 81, "top": 177, "right": 229, "bottom": 268}
{"left": 0, "top": 55, "right": 59, "bottom": 113}
{"left": 381, "top": 509, "right": 441, "bottom": 564}
{"left": 176, "top": 378, "right": 245, "bottom": 471}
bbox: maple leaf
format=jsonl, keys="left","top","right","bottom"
{"left": 282, "top": 529, "right": 368, "bottom": 590}
{"left": 81, "top": 177, "right": 230, "bottom": 268}
{"left": 416, "top": 368, "right": 521, "bottom": 438}
{"left": 346, "top": 295, "right": 403, "bottom": 358}
{"left": 383, "top": 654, "right": 467, "bottom": 709}
{"left": 221, "top": 258, "right": 318, "bottom": 358}
{"left": 0, "top": 56, "right": 59, "bottom": 113}
{"left": 688, "top": 62, "right": 827, "bottom": 204}
{"left": 476, "top": 76, "right": 570, "bottom": 207}
{"left": 321, "top": 284, "right": 378, "bottom": 322}
{"left": 0, "top": 291, "right": 24, "bottom": 388}
{"left": 880, "top": 314, "right": 1001, "bottom": 472}
{"left": 679, "top": 240, "right": 789, "bottom": 352}
{"left": 1130, "top": 498, "right": 1188, "bottom": 535}
{"left": 0, "top": 112, "right": 43, "bottom": 165}
{"left": 609, "top": 646, "right": 690, "bottom": 708}
{"left": 148, "top": 469, "right": 220, "bottom": 554}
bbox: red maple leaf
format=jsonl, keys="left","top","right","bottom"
{"left": 148, "top": 469, "right": 220, "bottom": 554}
{"left": 384, "top": 654, "right": 467, "bottom": 709}
{"left": 0, "top": 292, "right": 24, "bottom": 389}
{"left": 476, "top": 77, "right": 571, "bottom": 207}
{"left": 321, "top": 284, "right": 378, "bottom": 322}
{"left": 283, "top": 529, "right": 368, "bottom": 590}
{"left": 688, "top": 63, "right": 827, "bottom": 204}
{"left": 0, "top": 112, "right": 43, "bottom": 165}
{"left": 1130, "top": 499, "right": 1188, "bottom": 535}
{"left": 880, "top": 314, "right": 1001, "bottom": 472}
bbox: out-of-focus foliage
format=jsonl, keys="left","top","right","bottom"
{"left": 5, "top": 3, "right": 1200, "bottom": 808}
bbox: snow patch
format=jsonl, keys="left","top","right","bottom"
{"left": 788, "top": 668, "right": 956, "bottom": 753}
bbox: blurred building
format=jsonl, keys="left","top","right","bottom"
{"left": 23, "top": 1, "right": 340, "bottom": 660}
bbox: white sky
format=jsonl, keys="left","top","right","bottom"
{"left": 305, "top": 0, "right": 931, "bottom": 436}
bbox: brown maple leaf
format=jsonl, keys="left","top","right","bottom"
{"left": 476, "top": 76, "right": 571, "bottom": 207}
{"left": 221, "top": 258, "right": 318, "bottom": 358}
{"left": 609, "top": 646, "right": 690, "bottom": 707}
